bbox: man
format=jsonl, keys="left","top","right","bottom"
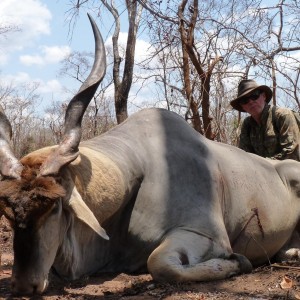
{"left": 230, "top": 79, "right": 300, "bottom": 161}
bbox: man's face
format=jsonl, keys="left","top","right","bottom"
{"left": 240, "top": 90, "right": 266, "bottom": 117}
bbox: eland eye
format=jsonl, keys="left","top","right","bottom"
{"left": 50, "top": 202, "right": 60, "bottom": 215}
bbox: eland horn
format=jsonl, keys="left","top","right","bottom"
{"left": 0, "top": 105, "right": 23, "bottom": 179}
{"left": 40, "top": 14, "right": 106, "bottom": 176}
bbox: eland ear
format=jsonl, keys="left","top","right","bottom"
{"left": 68, "top": 186, "right": 109, "bottom": 240}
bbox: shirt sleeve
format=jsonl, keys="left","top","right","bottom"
{"left": 238, "top": 118, "right": 255, "bottom": 153}
{"left": 272, "top": 110, "right": 300, "bottom": 160}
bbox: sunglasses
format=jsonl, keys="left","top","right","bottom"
{"left": 239, "top": 90, "right": 262, "bottom": 105}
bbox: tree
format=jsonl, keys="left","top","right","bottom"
{"left": 0, "top": 23, "right": 19, "bottom": 38}
{"left": 0, "top": 82, "right": 52, "bottom": 157}
{"left": 139, "top": 0, "right": 300, "bottom": 143}
{"left": 178, "top": 0, "right": 226, "bottom": 138}
{"left": 139, "top": 0, "right": 251, "bottom": 139}
{"left": 58, "top": 0, "right": 300, "bottom": 145}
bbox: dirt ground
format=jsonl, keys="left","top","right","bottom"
{"left": 1, "top": 217, "right": 300, "bottom": 300}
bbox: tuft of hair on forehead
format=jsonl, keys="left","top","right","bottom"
{"left": 0, "top": 164, "right": 66, "bottom": 226}
{"left": 21, "top": 150, "right": 51, "bottom": 169}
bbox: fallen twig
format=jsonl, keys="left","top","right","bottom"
{"left": 271, "top": 263, "right": 300, "bottom": 271}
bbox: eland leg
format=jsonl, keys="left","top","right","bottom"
{"left": 147, "top": 230, "right": 252, "bottom": 282}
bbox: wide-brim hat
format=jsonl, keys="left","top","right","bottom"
{"left": 230, "top": 79, "right": 273, "bottom": 112}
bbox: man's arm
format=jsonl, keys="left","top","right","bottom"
{"left": 238, "top": 118, "right": 255, "bottom": 153}
{"left": 272, "top": 109, "right": 300, "bottom": 161}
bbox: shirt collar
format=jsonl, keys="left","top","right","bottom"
{"left": 249, "top": 104, "right": 270, "bottom": 125}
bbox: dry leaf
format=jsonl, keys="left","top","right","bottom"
{"left": 280, "top": 275, "right": 293, "bottom": 289}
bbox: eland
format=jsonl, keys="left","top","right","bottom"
{"left": 1, "top": 14, "right": 300, "bottom": 296}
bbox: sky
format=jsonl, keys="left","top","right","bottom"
{"left": 0, "top": 0, "right": 143, "bottom": 113}
{"left": 2, "top": 0, "right": 297, "bottom": 115}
